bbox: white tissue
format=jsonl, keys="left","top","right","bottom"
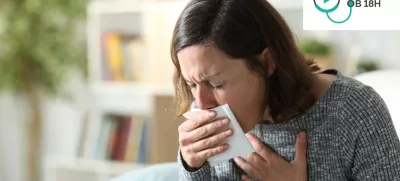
{"left": 187, "top": 102, "right": 255, "bottom": 166}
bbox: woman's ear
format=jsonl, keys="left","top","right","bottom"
{"left": 260, "top": 47, "right": 275, "bottom": 77}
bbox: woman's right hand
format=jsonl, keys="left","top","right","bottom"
{"left": 179, "top": 110, "right": 233, "bottom": 169}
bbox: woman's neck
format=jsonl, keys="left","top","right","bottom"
{"left": 310, "top": 73, "right": 336, "bottom": 101}
{"left": 262, "top": 72, "right": 336, "bottom": 124}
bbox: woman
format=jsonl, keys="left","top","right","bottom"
{"left": 171, "top": 0, "right": 400, "bottom": 180}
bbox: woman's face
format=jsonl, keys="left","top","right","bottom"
{"left": 177, "top": 45, "right": 265, "bottom": 133}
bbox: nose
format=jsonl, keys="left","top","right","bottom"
{"left": 194, "top": 85, "right": 217, "bottom": 110}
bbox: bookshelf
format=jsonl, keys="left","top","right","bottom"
{"left": 45, "top": 1, "right": 186, "bottom": 181}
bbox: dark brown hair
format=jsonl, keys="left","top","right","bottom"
{"left": 171, "top": 0, "right": 320, "bottom": 123}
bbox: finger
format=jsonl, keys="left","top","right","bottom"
{"left": 234, "top": 157, "right": 263, "bottom": 179}
{"left": 241, "top": 174, "right": 256, "bottom": 181}
{"left": 190, "top": 118, "right": 230, "bottom": 141}
{"left": 179, "top": 118, "right": 229, "bottom": 146}
{"left": 179, "top": 110, "right": 216, "bottom": 132}
{"left": 190, "top": 128, "right": 233, "bottom": 152}
{"left": 246, "top": 133, "right": 275, "bottom": 162}
{"left": 246, "top": 152, "right": 268, "bottom": 169}
{"left": 294, "top": 131, "right": 308, "bottom": 165}
{"left": 196, "top": 143, "right": 229, "bottom": 160}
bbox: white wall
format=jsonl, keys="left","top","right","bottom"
{"left": 0, "top": 72, "right": 89, "bottom": 181}
{"left": 0, "top": 93, "right": 29, "bottom": 181}
{"left": 41, "top": 73, "right": 89, "bottom": 158}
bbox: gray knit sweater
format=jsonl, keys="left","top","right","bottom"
{"left": 178, "top": 69, "right": 400, "bottom": 180}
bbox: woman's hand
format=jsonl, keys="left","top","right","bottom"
{"left": 234, "top": 132, "right": 308, "bottom": 181}
{"left": 179, "top": 110, "right": 233, "bottom": 169}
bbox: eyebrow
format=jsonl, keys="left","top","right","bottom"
{"left": 185, "top": 72, "right": 222, "bottom": 83}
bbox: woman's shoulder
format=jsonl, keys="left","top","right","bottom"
{"left": 326, "top": 69, "right": 383, "bottom": 104}
{"left": 319, "top": 69, "right": 389, "bottom": 121}
{"left": 327, "top": 70, "right": 391, "bottom": 124}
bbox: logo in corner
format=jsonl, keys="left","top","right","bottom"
{"left": 314, "top": 0, "right": 353, "bottom": 24}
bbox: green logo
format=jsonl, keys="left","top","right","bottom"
{"left": 314, "top": 0, "right": 353, "bottom": 24}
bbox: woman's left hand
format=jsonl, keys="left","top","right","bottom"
{"left": 234, "top": 132, "right": 308, "bottom": 181}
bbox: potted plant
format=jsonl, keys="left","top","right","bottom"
{"left": 356, "top": 57, "right": 380, "bottom": 74}
{"left": 0, "top": 1, "right": 87, "bottom": 181}
{"left": 299, "top": 38, "right": 335, "bottom": 70}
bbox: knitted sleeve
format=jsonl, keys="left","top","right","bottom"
{"left": 177, "top": 148, "right": 214, "bottom": 181}
{"left": 343, "top": 86, "right": 400, "bottom": 180}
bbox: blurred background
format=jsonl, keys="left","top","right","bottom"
{"left": 0, "top": 0, "right": 399, "bottom": 181}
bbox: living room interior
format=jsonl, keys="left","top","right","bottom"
{"left": 0, "top": 0, "right": 399, "bottom": 181}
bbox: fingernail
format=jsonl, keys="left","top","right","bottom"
{"left": 299, "top": 132, "right": 307, "bottom": 140}
{"left": 209, "top": 111, "right": 216, "bottom": 118}
{"left": 245, "top": 133, "right": 251, "bottom": 138}
{"left": 222, "top": 118, "right": 229, "bottom": 124}
{"left": 222, "top": 144, "right": 229, "bottom": 150}
{"left": 182, "top": 112, "right": 190, "bottom": 118}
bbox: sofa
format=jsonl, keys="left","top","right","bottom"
{"left": 110, "top": 70, "right": 400, "bottom": 181}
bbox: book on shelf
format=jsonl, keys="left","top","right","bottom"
{"left": 76, "top": 111, "right": 90, "bottom": 158}
{"left": 101, "top": 32, "right": 148, "bottom": 82}
{"left": 93, "top": 114, "right": 150, "bottom": 164}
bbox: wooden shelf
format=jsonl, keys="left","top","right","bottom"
{"left": 89, "top": 82, "right": 174, "bottom": 115}
{"left": 89, "top": 82, "right": 174, "bottom": 96}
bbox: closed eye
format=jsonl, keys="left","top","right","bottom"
{"left": 210, "top": 83, "right": 223, "bottom": 89}
{"left": 185, "top": 80, "right": 224, "bottom": 90}
{"left": 207, "top": 81, "right": 224, "bottom": 89}
{"left": 187, "top": 82, "right": 196, "bottom": 89}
